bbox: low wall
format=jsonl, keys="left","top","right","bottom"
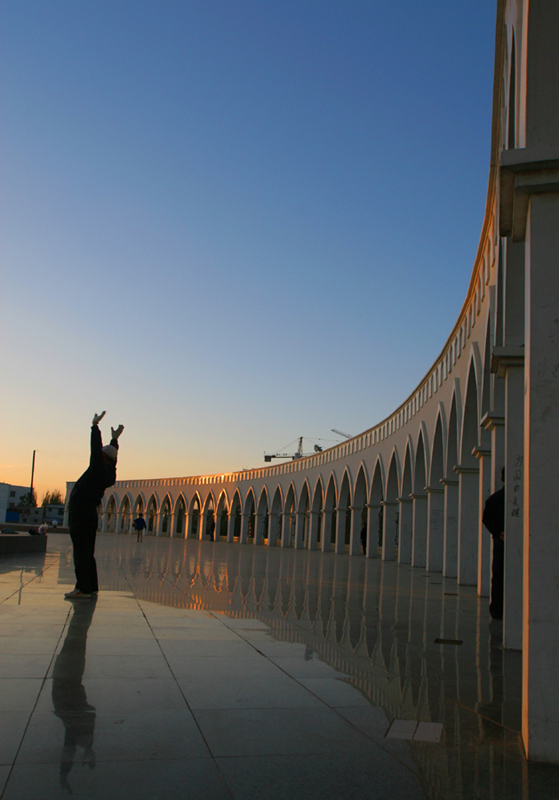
{"left": 0, "top": 533, "right": 48, "bottom": 556}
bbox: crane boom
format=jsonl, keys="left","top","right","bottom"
{"left": 332, "top": 428, "right": 352, "bottom": 439}
{"left": 264, "top": 436, "right": 322, "bottom": 462}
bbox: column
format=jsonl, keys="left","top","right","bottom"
{"left": 410, "top": 493, "right": 428, "bottom": 568}
{"left": 425, "top": 486, "right": 445, "bottom": 572}
{"left": 268, "top": 512, "right": 281, "bottom": 547}
{"left": 214, "top": 510, "right": 225, "bottom": 542}
{"left": 523, "top": 191, "right": 559, "bottom": 759}
{"left": 294, "top": 512, "right": 306, "bottom": 549}
{"left": 349, "top": 505, "right": 364, "bottom": 556}
{"left": 321, "top": 509, "right": 333, "bottom": 553}
{"left": 254, "top": 513, "right": 266, "bottom": 545}
{"left": 381, "top": 501, "right": 398, "bottom": 561}
{"left": 441, "top": 477, "right": 459, "bottom": 577}
{"left": 226, "top": 512, "right": 236, "bottom": 543}
{"left": 240, "top": 512, "right": 250, "bottom": 544}
{"left": 307, "top": 511, "right": 320, "bottom": 550}
{"left": 499, "top": 233, "right": 525, "bottom": 651}
{"left": 455, "top": 465, "right": 479, "bottom": 586}
{"left": 334, "top": 506, "right": 347, "bottom": 554}
{"left": 281, "top": 512, "right": 292, "bottom": 548}
{"left": 491, "top": 359, "right": 525, "bottom": 650}
{"left": 366, "top": 503, "right": 381, "bottom": 558}
{"left": 397, "top": 498, "right": 413, "bottom": 564}
{"left": 500, "top": 98, "right": 559, "bottom": 755}
{"left": 472, "top": 448, "right": 492, "bottom": 597}
{"left": 480, "top": 411, "right": 506, "bottom": 562}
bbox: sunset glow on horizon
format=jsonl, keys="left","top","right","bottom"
{"left": 0, "top": 1, "right": 497, "bottom": 503}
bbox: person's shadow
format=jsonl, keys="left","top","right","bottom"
{"left": 51, "top": 597, "right": 98, "bottom": 794}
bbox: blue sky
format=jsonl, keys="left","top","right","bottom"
{"left": 0, "top": 1, "right": 497, "bottom": 500}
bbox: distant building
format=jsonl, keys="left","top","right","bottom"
{"left": 0, "top": 483, "right": 65, "bottom": 527}
{"left": 18, "top": 504, "right": 65, "bottom": 527}
{"left": 0, "top": 482, "right": 30, "bottom": 523}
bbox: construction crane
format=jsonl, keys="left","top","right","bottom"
{"left": 264, "top": 436, "right": 322, "bottom": 463}
{"left": 331, "top": 428, "right": 352, "bottom": 439}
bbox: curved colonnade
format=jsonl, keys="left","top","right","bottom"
{"left": 99, "top": 270, "right": 497, "bottom": 586}
{"left": 65, "top": 0, "right": 559, "bottom": 763}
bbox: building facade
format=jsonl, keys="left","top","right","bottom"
{"left": 0, "top": 482, "right": 31, "bottom": 523}
{"left": 65, "top": 0, "right": 559, "bottom": 763}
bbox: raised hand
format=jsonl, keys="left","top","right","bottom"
{"left": 92, "top": 411, "right": 106, "bottom": 426}
{"left": 111, "top": 424, "right": 125, "bottom": 439}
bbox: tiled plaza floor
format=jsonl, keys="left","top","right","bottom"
{"left": 1, "top": 533, "right": 558, "bottom": 799}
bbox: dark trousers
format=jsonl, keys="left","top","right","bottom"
{"left": 490, "top": 537, "right": 504, "bottom": 619}
{"left": 68, "top": 505, "right": 99, "bottom": 594}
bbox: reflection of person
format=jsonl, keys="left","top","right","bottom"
{"left": 133, "top": 512, "right": 146, "bottom": 542}
{"left": 65, "top": 412, "right": 124, "bottom": 599}
{"left": 52, "top": 596, "right": 98, "bottom": 793}
{"left": 483, "top": 468, "right": 505, "bottom": 620}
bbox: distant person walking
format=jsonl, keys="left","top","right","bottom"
{"left": 133, "top": 512, "right": 146, "bottom": 542}
{"left": 483, "top": 468, "right": 505, "bottom": 620}
{"left": 65, "top": 412, "right": 124, "bottom": 599}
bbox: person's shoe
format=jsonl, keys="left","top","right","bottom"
{"left": 64, "top": 589, "right": 92, "bottom": 599}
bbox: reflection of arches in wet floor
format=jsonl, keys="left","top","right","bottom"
{"left": 51, "top": 597, "right": 98, "bottom": 793}
{"left": 87, "top": 534, "right": 537, "bottom": 795}
{"left": 97, "top": 535, "right": 519, "bottom": 732}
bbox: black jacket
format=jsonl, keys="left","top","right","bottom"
{"left": 482, "top": 487, "right": 504, "bottom": 538}
{"left": 69, "top": 425, "right": 118, "bottom": 507}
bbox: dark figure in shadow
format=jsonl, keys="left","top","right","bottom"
{"left": 52, "top": 596, "right": 98, "bottom": 793}
{"left": 483, "top": 468, "right": 505, "bottom": 620}
{"left": 66, "top": 411, "right": 124, "bottom": 598}
{"left": 360, "top": 524, "right": 367, "bottom": 554}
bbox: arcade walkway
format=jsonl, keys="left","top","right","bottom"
{"left": 1, "top": 534, "right": 557, "bottom": 800}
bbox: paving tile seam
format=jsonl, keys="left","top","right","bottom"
{"left": 2, "top": 605, "right": 72, "bottom": 796}
{"left": 125, "top": 586, "right": 480, "bottom": 765}
{"left": 455, "top": 701, "right": 524, "bottom": 738}
{"left": 0, "top": 560, "right": 60, "bottom": 606}
{"left": 159, "top": 572, "right": 214, "bottom": 609}
{"left": 9, "top": 754, "right": 216, "bottom": 765}
{"left": 234, "top": 611, "right": 463, "bottom": 720}
{"left": 208, "top": 612, "right": 432, "bottom": 786}
{"left": 211, "top": 613, "right": 457, "bottom": 793}
{"left": 211, "top": 755, "right": 446, "bottom": 800}
{"left": 118, "top": 566, "right": 414, "bottom": 786}
{"left": 118, "top": 567, "right": 228, "bottom": 770}
{"left": 2, "top": 538, "right": 537, "bottom": 799}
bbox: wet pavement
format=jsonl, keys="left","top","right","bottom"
{"left": 1, "top": 533, "right": 558, "bottom": 799}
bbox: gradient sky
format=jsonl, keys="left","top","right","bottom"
{"left": 1, "top": 1, "right": 497, "bottom": 502}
